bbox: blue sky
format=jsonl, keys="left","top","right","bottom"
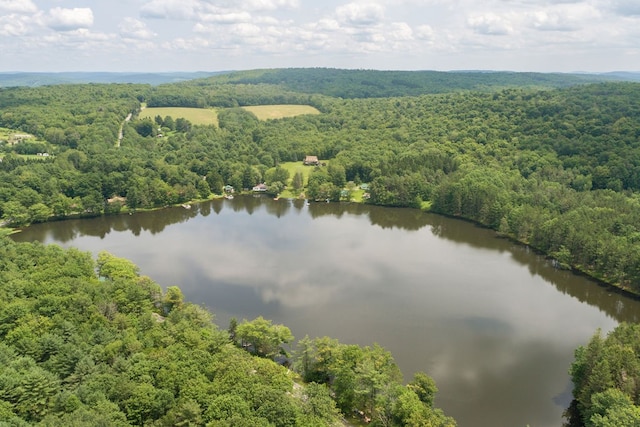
{"left": 1, "top": 0, "right": 639, "bottom": 72}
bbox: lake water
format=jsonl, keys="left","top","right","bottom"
{"left": 12, "top": 196, "right": 639, "bottom": 426}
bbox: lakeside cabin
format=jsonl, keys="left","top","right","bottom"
{"left": 252, "top": 183, "right": 267, "bottom": 192}
{"left": 303, "top": 155, "right": 319, "bottom": 166}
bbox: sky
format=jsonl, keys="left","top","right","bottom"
{"left": 1, "top": 0, "right": 639, "bottom": 73}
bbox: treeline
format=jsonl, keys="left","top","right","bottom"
{"left": 569, "top": 323, "right": 640, "bottom": 426}
{"left": 146, "top": 83, "right": 326, "bottom": 110}
{"left": 0, "top": 237, "right": 454, "bottom": 426}
{"left": 202, "top": 68, "right": 616, "bottom": 98}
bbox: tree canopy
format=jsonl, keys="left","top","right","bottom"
{"left": 0, "top": 237, "right": 456, "bottom": 426}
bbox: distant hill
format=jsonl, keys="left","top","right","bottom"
{"left": 0, "top": 71, "right": 227, "bottom": 87}
{"left": 3, "top": 68, "right": 638, "bottom": 97}
{"left": 599, "top": 71, "right": 640, "bottom": 81}
{"left": 197, "top": 68, "right": 630, "bottom": 98}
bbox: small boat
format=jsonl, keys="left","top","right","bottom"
{"left": 181, "top": 204, "right": 191, "bottom": 209}
{"left": 224, "top": 194, "right": 234, "bottom": 200}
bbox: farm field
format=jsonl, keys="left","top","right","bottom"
{"left": 241, "top": 104, "right": 320, "bottom": 120}
{"left": 139, "top": 107, "right": 219, "bottom": 126}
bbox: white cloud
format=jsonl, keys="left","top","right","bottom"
{"left": 415, "top": 24, "right": 434, "bottom": 40}
{"left": 313, "top": 18, "right": 341, "bottom": 31}
{"left": 336, "top": 2, "right": 385, "bottom": 26}
{"left": 527, "top": 9, "right": 577, "bottom": 31}
{"left": 47, "top": 7, "right": 93, "bottom": 31}
{"left": 0, "top": 0, "right": 36, "bottom": 14}
{"left": 140, "top": 0, "right": 297, "bottom": 20}
{"left": 201, "top": 11, "right": 252, "bottom": 24}
{"left": 119, "top": 17, "right": 156, "bottom": 40}
{"left": 140, "top": 0, "right": 199, "bottom": 19}
{"left": 241, "top": 0, "right": 299, "bottom": 11}
{"left": 231, "top": 22, "right": 262, "bottom": 39}
{"left": 388, "top": 22, "right": 414, "bottom": 41}
{"left": 468, "top": 13, "right": 514, "bottom": 35}
{"left": 526, "top": 4, "right": 600, "bottom": 32}
{"left": 0, "top": 13, "right": 31, "bottom": 36}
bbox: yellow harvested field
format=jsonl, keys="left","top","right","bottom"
{"left": 241, "top": 105, "right": 320, "bottom": 120}
{"left": 140, "top": 107, "right": 218, "bottom": 126}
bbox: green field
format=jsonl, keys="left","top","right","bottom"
{"left": 139, "top": 107, "right": 219, "bottom": 126}
{"left": 241, "top": 105, "right": 320, "bottom": 120}
{"left": 0, "top": 128, "right": 50, "bottom": 161}
{"left": 279, "top": 161, "right": 322, "bottom": 184}
{"left": 0, "top": 127, "right": 37, "bottom": 143}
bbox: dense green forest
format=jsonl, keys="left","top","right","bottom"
{"left": 2, "top": 68, "right": 640, "bottom": 424}
{"left": 569, "top": 323, "right": 640, "bottom": 426}
{"left": 0, "top": 237, "right": 453, "bottom": 426}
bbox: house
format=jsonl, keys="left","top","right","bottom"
{"left": 303, "top": 155, "right": 319, "bottom": 166}
{"left": 252, "top": 183, "right": 268, "bottom": 192}
{"left": 223, "top": 185, "right": 235, "bottom": 193}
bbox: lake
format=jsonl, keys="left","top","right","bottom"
{"left": 12, "top": 196, "right": 638, "bottom": 426}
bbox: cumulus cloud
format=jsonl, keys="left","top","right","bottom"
{"left": 119, "top": 17, "right": 156, "bottom": 40}
{"left": 140, "top": 0, "right": 297, "bottom": 20}
{"left": 528, "top": 10, "right": 577, "bottom": 31}
{"left": 0, "top": 13, "right": 31, "bottom": 36}
{"left": 468, "top": 13, "right": 513, "bottom": 35}
{"left": 140, "top": 0, "right": 199, "bottom": 19}
{"left": 526, "top": 3, "right": 600, "bottom": 31}
{"left": 200, "top": 11, "right": 252, "bottom": 24}
{"left": 0, "top": 0, "right": 36, "bottom": 14}
{"left": 47, "top": 7, "right": 93, "bottom": 31}
{"left": 415, "top": 24, "right": 435, "bottom": 40}
{"left": 388, "top": 22, "right": 413, "bottom": 41}
{"left": 336, "top": 2, "right": 385, "bottom": 26}
{"left": 240, "top": 0, "right": 299, "bottom": 11}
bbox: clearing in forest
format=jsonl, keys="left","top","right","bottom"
{"left": 139, "top": 107, "right": 219, "bottom": 126}
{"left": 241, "top": 105, "right": 320, "bottom": 120}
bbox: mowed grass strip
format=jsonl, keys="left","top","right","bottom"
{"left": 140, "top": 107, "right": 219, "bottom": 126}
{"left": 241, "top": 105, "right": 320, "bottom": 120}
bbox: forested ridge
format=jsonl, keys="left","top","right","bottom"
{"left": 189, "top": 68, "right": 619, "bottom": 99}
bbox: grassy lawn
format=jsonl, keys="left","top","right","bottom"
{"left": 139, "top": 107, "right": 219, "bottom": 126}
{"left": 241, "top": 105, "right": 320, "bottom": 121}
{"left": 278, "top": 161, "right": 326, "bottom": 186}
{"left": 0, "top": 127, "right": 38, "bottom": 143}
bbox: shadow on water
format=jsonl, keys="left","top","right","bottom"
{"left": 11, "top": 196, "right": 639, "bottom": 325}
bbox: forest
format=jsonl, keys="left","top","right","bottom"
{"left": 1, "top": 68, "right": 640, "bottom": 424}
{"left": 0, "top": 237, "right": 454, "bottom": 426}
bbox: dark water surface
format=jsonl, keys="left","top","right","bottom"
{"left": 12, "top": 196, "right": 640, "bottom": 426}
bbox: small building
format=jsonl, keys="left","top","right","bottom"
{"left": 223, "top": 185, "right": 235, "bottom": 193}
{"left": 303, "top": 155, "right": 319, "bottom": 166}
{"left": 252, "top": 183, "right": 268, "bottom": 192}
